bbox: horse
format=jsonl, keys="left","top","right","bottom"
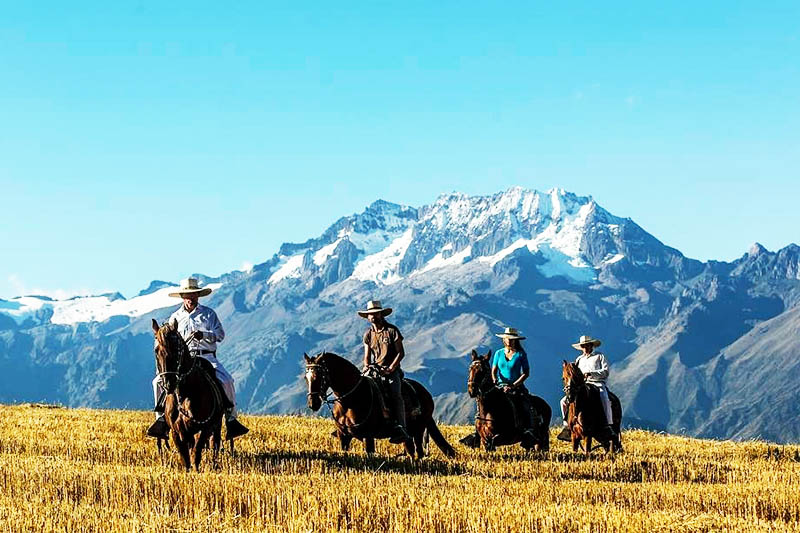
{"left": 561, "top": 360, "right": 623, "bottom": 454}
{"left": 152, "top": 318, "right": 225, "bottom": 471}
{"left": 303, "top": 352, "right": 455, "bottom": 459}
{"left": 466, "top": 350, "right": 551, "bottom": 452}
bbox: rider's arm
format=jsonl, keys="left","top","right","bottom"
{"left": 206, "top": 310, "right": 225, "bottom": 343}
{"left": 386, "top": 330, "right": 405, "bottom": 373}
{"left": 595, "top": 354, "right": 609, "bottom": 381}
{"left": 512, "top": 352, "right": 530, "bottom": 388}
{"left": 362, "top": 331, "right": 372, "bottom": 369}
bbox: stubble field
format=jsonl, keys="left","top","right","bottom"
{"left": 0, "top": 404, "right": 799, "bottom": 532}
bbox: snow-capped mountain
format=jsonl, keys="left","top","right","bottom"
{"left": 2, "top": 187, "right": 799, "bottom": 443}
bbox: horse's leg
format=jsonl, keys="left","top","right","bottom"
{"left": 194, "top": 429, "right": 211, "bottom": 472}
{"left": 173, "top": 433, "right": 191, "bottom": 471}
{"left": 339, "top": 431, "right": 353, "bottom": 452}
{"left": 571, "top": 433, "right": 580, "bottom": 453}
{"left": 584, "top": 436, "right": 592, "bottom": 455}
{"left": 211, "top": 423, "right": 222, "bottom": 469}
{"left": 364, "top": 437, "right": 375, "bottom": 455}
{"left": 413, "top": 428, "right": 426, "bottom": 459}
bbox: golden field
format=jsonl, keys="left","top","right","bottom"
{"left": 0, "top": 405, "right": 799, "bottom": 532}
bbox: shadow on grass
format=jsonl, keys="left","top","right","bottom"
{"left": 231, "top": 448, "right": 468, "bottom": 476}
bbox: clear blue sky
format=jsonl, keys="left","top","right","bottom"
{"left": 2, "top": 1, "right": 798, "bottom": 299}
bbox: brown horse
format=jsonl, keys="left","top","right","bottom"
{"left": 304, "top": 352, "right": 455, "bottom": 459}
{"left": 152, "top": 318, "right": 224, "bottom": 471}
{"left": 561, "top": 360, "right": 623, "bottom": 454}
{"left": 466, "top": 350, "right": 551, "bottom": 452}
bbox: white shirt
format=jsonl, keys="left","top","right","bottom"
{"left": 575, "top": 352, "right": 609, "bottom": 385}
{"left": 168, "top": 304, "right": 225, "bottom": 353}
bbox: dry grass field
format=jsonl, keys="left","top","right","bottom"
{"left": 0, "top": 404, "right": 799, "bottom": 532}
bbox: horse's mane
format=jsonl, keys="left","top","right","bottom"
{"left": 317, "top": 351, "right": 358, "bottom": 372}
{"left": 563, "top": 361, "right": 585, "bottom": 384}
{"left": 156, "top": 322, "right": 189, "bottom": 363}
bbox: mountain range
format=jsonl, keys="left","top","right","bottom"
{"left": 2, "top": 187, "right": 799, "bottom": 442}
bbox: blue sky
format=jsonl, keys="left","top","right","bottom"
{"left": 1, "top": 1, "right": 798, "bottom": 299}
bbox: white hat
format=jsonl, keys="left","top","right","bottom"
{"left": 168, "top": 278, "right": 212, "bottom": 298}
{"left": 572, "top": 335, "right": 602, "bottom": 350}
{"left": 495, "top": 327, "right": 526, "bottom": 340}
{"left": 357, "top": 300, "right": 393, "bottom": 318}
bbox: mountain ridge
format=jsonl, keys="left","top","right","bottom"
{"left": 1, "top": 186, "right": 799, "bottom": 443}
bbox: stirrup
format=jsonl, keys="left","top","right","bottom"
{"left": 225, "top": 419, "right": 249, "bottom": 440}
{"left": 388, "top": 425, "right": 411, "bottom": 444}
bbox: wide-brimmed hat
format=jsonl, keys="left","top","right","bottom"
{"left": 572, "top": 335, "right": 602, "bottom": 350}
{"left": 495, "top": 327, "right": 526, "bottom": 340}
{"left": 357, "top": 300, "right": 393, "bottom": 318}
{"left": 168, "top": 278, "right": 213, "bottom": 298}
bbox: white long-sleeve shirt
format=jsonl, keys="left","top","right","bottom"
{"left": 168, "top": 304, "right": 225, "bottom": 353}
{"left": 575, "top": 352, "right": 609, "bottom": 385}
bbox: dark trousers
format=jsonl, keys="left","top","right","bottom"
{"left": 385, "top": 369, "right": 407, "bottom": 428}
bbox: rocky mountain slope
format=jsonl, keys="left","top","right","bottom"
{"left": 2, "top": 187, "right": 798, "bottom": 442}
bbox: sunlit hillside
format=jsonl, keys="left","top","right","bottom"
{"left": 1, "top": 405, "right": 799, "bottom": 532}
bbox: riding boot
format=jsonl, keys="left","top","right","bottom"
{"left": 557, "top": 425, "right": 572, "bottom": 442}
{"left": 388, "top": 423, "right": 411, "bottom": 444}
{"left": 147, "top": 416, "right": 169, "bottom": 439}
{"left": 226, "top": 418, "right": 249, "bottom": 440}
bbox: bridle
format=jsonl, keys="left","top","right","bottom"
{"left": 305, "top": 355, "right": 365, "bottom": 406}
{"left": 563, "top": 363, "right": 584, "bottom": 403}
{"left": 468, "top": 359, "right": 496, "bottom": 399}
{"left": 155, "top": 329, "right": 196, "bottom": 393}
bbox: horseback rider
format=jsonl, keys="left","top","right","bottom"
{"left": 359, "top": 300, "right": 412, "bottom": 444}
{"left": 147, "top": 278, "right": 249, "bottom": 440}
{"left": 492, "top": 327, "right": 538, "bottom": 441}
{"left": 558, "top": 334, "right": 614, "bottom": 441}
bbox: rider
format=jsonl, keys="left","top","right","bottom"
{"left": 491, "top": 327, "right": 538, "bottom": 441}
{"left": 147, "top": 278, "right": 249, "bottom": 440}
{"left": 359, "top": 300, "right": 411, "bottom": 444}
{"left": 558, "top": 334, "right": 614, "bottom": 441}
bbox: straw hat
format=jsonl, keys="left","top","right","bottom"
{"left": 357, "top": 300, "right": 393, "bottom": 318}
{"left": 495, "top": 327, "right": 526, "bottom": 340}
{"left": 168, "top": 278, "right": 213, "bottom": 298}
{"left": 572, "top": 335, "right": 602, "bottom": 350}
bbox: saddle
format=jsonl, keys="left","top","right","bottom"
{"left": 195, "top": 358, "right": 234, "bottom": 411}
{"left": 363, "top": 367, "right": 422, "bottom": 420}
{"left": 501, "top": 387, "right": 543, "bottom": 432}
{"left": 155, "top": 359, "right": 232, "bottom": 413}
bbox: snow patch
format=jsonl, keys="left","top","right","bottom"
{"left": 0, "top": 284, "right": 222, "bottom": 326}
{"left": 313, "top": 240, "right": 341, "bottom": 266}
{"left": 603, "top": 253, "right": 625, "bottom": 265}
{"left": 351, "top": 229, "right": 414, "bottom": 285}
{"left": 268, "top": 254, "right": 305, "bottom": 284}
{"left": 419, "top": 246, "right": 473, "bottom": 274}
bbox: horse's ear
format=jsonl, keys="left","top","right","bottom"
{"left": 484, "top": 350, "right": 491, "bottom": 361}
{"left": 562, "top": 359, "right": 568, "bottom": 366}
{"left": 470, "top": 349, "right": 478, "bottom": 360}
{"left": 170, "top": 318, "right": 178, "bottom": 331}
{"left": 303, "top": 353, "right": 311, "bottom": 363}
{"left": 151, "top": 319, "right": 159, "bottom": 334}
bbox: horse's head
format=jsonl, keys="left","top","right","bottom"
{"left": 152, "top": 318, "right": 189, "bottom": 394}
{"left": 303, "top": 352, "right": 329, "bottom": 411}
{"left": 562, "top": 360, "right": 585, "bottom": 402}
{"left": 467, "top": 349, "right": 492, "bottom": 398}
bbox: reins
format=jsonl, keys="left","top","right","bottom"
{"left": 156, "top": 330, "right": 221, "bottom": 428}
{"left": 306, "top": 358, "right": 377, "bottom": 431}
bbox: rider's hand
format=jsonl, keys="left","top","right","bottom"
{"left": 192, "top": 331, "right": 204, "bottom": 340}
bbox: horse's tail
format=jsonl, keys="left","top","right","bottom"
{"left": 426, "top": 418, "right": 456, "bottom": 458}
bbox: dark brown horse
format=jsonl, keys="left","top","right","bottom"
{"left": 304, "top": 352, "right": 455, "bottom": 459}
{"left": 561, "top": 360, "right": 623, "bottom": 454}
{"left": 152, "top": 318, "right": 224, "bottom": 471}
{"left": 467, "top": 350, "right": 551, "bottom": 452}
